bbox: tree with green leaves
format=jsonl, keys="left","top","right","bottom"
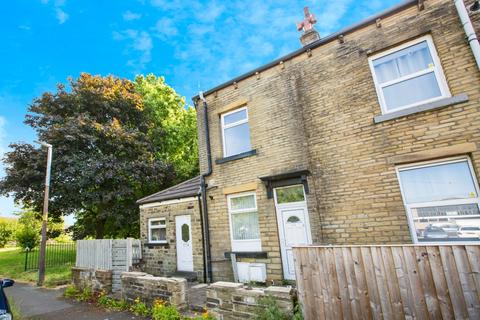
{"left": 134, "top": 74, "right": 198, "bottom": 182}
{"left": 0, "top": 73, "right": 197, "bottom": 238}
{"left": 0, "top": 217, "right": 17, "bottom": 248}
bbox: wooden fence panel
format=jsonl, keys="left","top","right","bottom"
{"left": 293, "top": 245, "right": 480, "bottom": 320}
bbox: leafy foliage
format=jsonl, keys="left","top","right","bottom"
{"left": 15, "top": 225, "right": 40, "bottom": 250}
{"left": 129, "top": 297, "right": 151, "bottom": 317}
{"left": 134, "top": 74, "right": 198, "bottom": 182}
{"left": 10, "top": 208, "right": 65, "bottom": 249}
{"left": 0, "top": 73, "right": 196, "bottom": 238}
{"left": 255, "top": 295, "right": 303, "bottom": 320}
{"left": 63, "top": 285, "right": 79, "bottom": 299}
{"left": 0, "top": 217, "right": 17, "bottom": 248}
{"left": 151, "top": 299, "right": 181, "bottom": 320}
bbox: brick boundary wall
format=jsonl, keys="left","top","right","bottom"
{"left": 72, "top": 267, "right": 113, "bottom": 293}
{"left": 121, "top": 271, "right": 187, "bottom": 309}
{"left": 206, "top": 281, "right": 294, "bottom": 319}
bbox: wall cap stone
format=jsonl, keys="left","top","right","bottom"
{"left": 210, "top": 281, "right": 244, "bottom": 289}
{"left": 264, "top": 286, "right": 293, "bottom": 295}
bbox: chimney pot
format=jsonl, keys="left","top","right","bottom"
{"left": 297, "top": 7, "right": 320, "bottom": 46}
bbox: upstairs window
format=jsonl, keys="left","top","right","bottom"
{"left": 369, "top": 35, "right": 449, "bottom": 114}
{"left": 227, "top": 192, "right": 261, "bottom": 252}
{"left": 148, "top": 218, "right": 167, "bottom": 244}
{"left": 396, "top": 157, "right": 480, "bottom": 243}
{"left": 221, "top": 107, "right": 252, "bottom": 157}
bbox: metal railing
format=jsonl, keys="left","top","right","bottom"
{"left": 24, "top": 242, "right": 76, "bottom": 271}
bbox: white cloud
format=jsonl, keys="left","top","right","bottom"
{"left": 123, "top": 11, "right": 142, "bottom": 21}
{"left": 0, "top": 116, "right": 18, "bottom": 217}
{"left": 195, "top": 2, "right": 224, "bottom": 23}
{"left": 56, "top": 8, "right": 69, "bottom": 24}
{"left": 0, "top": 117, "right": 6, "bottom": 155}
{"left": 153, "top": 18, "right": 178, "bottom": 39}
{"left": 41, "top": 0, "right": 69, "bottom": 24}
{"left": 119, "top": 0, "right": 399, "bottom": 95}
{"left": 113, "top": 29, "right": 153, "bottom": 72}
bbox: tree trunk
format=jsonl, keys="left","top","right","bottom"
{"left": 95, "top": 217, "right": 105, "bottom": 239}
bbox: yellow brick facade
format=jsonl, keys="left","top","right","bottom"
{"left": 196, "top": 0, "right": 480, "bottom": 282}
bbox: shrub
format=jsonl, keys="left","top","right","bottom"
{"left": 63, "top": 285, "right": 79, "bottom": 299}
{"left": 255, "top": 295, "right": 303, "bottom": 320}
{"left": 77, "top": 287, "right": 94, "bottom": 302}
{"left": 129, "top": 297, "right": 150, "bottom": 317}
{"left": 0, "top": 220, "right": 14, "bottom": 248}
{"left": 15, "top": 225, "right": 40, "bottom": 250}
{"left": 97, "top": 291, "right": 128, "bottom": 311}
{"left": 191, "top": 310, "right": 216, "bottom": 320}
{"left": 53, "top": 233, "right": 73, "bottom": 243}
{"left": 151, "top": 299, "right": 181, "bottom": 320}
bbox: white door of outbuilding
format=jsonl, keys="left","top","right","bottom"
{"left": 175, "top": 215, "right": 194, "bottom": 272}
{"left": 274, "top": 185, "right": 312, "bottom": 280}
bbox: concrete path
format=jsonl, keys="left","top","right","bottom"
{"left": 5, "top": 282, "right": 138, "bottom": 320}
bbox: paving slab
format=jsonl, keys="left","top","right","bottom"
{"left": 4, "top": 282, "right": 138, "bottom": 320}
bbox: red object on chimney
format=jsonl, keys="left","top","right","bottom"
{"left": 297, "top": 7, "right": 317, "bottom": 32}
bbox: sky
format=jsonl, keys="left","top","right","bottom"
{"left": 0, "top": 0, "right": 403, "bottom": 222}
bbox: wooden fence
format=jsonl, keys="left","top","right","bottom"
{"left": 293, "top": 245, "right": 480, "bottom": 320}
{"left": 76, "top": 238, "right": 141, "bottom": 291}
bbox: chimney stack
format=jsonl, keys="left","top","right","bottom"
{"left": 297, "top": 7, "right": 320, "bottom": 46}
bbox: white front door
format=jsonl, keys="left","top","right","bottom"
{"left": 175, "top": 215, "right": 194, "bottom": 272}
{"left": 274, "top": 185, "right": 312, "bottom": 280}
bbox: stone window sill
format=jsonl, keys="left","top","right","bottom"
{"left": 215, "top": 149, "right": 257, "bottom": 164}
{"left": 224, "top": 251, "right": 268, "bottom": 259}
{"left": 373, "top": 94, "right": 469, "bottom": 124}
{"left": 145, "top": 242, "right": 169, "bottom": 248}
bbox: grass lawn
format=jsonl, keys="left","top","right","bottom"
{"left": 0, "top": 247, "right": 74, "bottom": 287}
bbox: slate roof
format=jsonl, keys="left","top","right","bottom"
{"left": 137, "top": 175, "right": 201, "bottom": 205}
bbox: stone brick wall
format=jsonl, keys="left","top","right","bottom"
{"left": 72, "top": 267, "right": 112, "bottom": 293}
{"left": 139, "top": 198, "right": 204, "bottom": 281}
{"left": 197, "top": 0, "right": 480, "bottom": 282}
{"left": 121, "top": 272, "right": 187, "bottom": 308}
{"left": 206, "top": 282, "right": 294, "bottom": 320}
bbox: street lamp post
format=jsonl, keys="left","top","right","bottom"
{"left": 35, "top": 140, "right": 52, "bottom": 286}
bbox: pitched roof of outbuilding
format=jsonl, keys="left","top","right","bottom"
{"left": 136, "top": 175, "right": 201, "bottom": 205}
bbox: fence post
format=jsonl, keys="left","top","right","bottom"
{"left": 24, "top": 248, "right": 29, "bottom": 272}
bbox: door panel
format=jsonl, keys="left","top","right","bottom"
{"left": 176, "top": 215, "right": 193, "bottom": 272}
{"left": 280, "top": 207, "right": 310, "bottom": 279}
{"left": 274, "top": 185, "right": 312, "bottom": 280}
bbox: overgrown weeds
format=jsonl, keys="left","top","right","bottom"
{"left": 63, "top": 286, "right": 216, "bottom": 319}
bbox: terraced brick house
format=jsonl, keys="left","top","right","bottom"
{"left": 138, "top": 0, "right": 480, "bottom": 283}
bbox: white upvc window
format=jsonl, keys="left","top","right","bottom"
{"left": 396, "top": 157, "right": 480, "bottom": 244}
{"left": 227, "top": 192, "right": 261, "bottom": 252}
{"left": 221, "top": 107, "right": 252, "bottom": 158}
{"left": 148, "top": 218, "right": 167, "bottom": 243}
{"left": 369, "top": 35, "right": 450, "bottom": 114}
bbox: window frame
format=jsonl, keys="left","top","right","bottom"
{"left": 273, "top": 184, "right": 307, "bottom": 206}
{"left": 227, "top": 191, "right": 262, "bottom": 252}
{"left": 395, "top": 156, "right": 480, "bottom": 244}
{"left": 368, "top": 35, "right": 450, "bottom": 115}
{"left": 148, "top": 218, "right": 167, "bottom": 244}
{"left": 221, "top": 106, "right": 251, "bottom": 158}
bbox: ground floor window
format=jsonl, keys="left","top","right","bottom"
{"left": 227, "top": 192, "right": 261, "bottom": 252}
{"left": 148, "top": 218, "right": 167, "bottom": 243}
{"left": 396, "top": 157, "right": 480, "bottom": 243}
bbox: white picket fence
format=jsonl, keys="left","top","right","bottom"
{"left": 76, "top": 238, "right": 142, "bottom": 291}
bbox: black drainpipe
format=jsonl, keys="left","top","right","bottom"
{"left": 196, "top": 92, "right": 213, "bottom": 283}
